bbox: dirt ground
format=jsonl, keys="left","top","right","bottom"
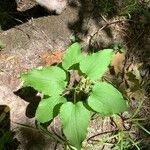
{"left": 0, "top": 0, "right": 150, "bottom": 150}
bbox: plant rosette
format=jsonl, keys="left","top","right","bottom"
{"left": 20, "top": 42, "right": 128, "bottom": 150}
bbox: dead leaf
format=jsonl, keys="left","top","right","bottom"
{"left": 52, "top": 51, "right": 63, "bottom": 64}
{"left": 39, "top": 51, "right": 63, "bottom": 65}
{"left": 0, "top": 54, "right": 15, "bottom": 62}
{"left": 111, "top": 52, "right": 125, "bottom": 75}
{"left": 6, "top": 56, "right": 15, "bottom": 61}
{"left": 126, "top": 63, "right": 142, "bottom": 81}
{"left": 120, "top": 62, "right": 144, "bottom": 101}
{"left": 126, "top": 89, "right": 145, "bottom": 101}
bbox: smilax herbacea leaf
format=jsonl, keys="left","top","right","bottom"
{"left": 36, "top": 95, "right": 66, "bottom": 123}
{"left": 80, "top": 49, "right": 113, "bottom": 80}
{"left": 88, "top": 82, "right": 127, "bottom": 116}
{"left": 20, "top": 43, "right": 128, "bottom": 149}
{"left": 60, "top": 102, "right": 90, "bottom": 150}
{"left": 21, "top": 66, "right": 67, "bottom": 96}
{"left": 62, "top": 42, "right": 81, "bottom": 70}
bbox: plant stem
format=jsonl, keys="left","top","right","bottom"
{"left": 87, "top": 130, "right": 118, "bottom": 143}
{"left": 16, "top": 122, "right": 69, "bottom": 146}
{"left": 38, "top": 124, "right": 66, "bottom": 145}
{"left": 73, "top": 89, "right": 77, "bottom": 103}
{"left": 130, "top": 98, "right": 145, "bottom": 120}
{"left": 128, "top": 138, "right": 141, "bottom": 150}
{"left": 135, "top": 122, "right": 150, "bottom": 135}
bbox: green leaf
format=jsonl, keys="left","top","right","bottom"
{"left": 88, "top": 82, "right": 127, "bottom": 116}
{"left": 80, "top": 49, "right": 113, "bottom": 80}
{"left": 0, "top": 140, "right": 4, "bottom": 150}
{"left": 21, "top": 66, "right": 67, "bottom": 96}
{"left": 62, "top": 42, "right": 81, "bottom": 70}
{"left": 36, "top": 96, "right": 66, "bottom": 123}
{"left": 2, "top": 131, "right": 14, "bottom": 143}
{"left": 60, "top": 102, "right": 90, "bottom": 150}
{"left": 0, "top": 131, "right": 14, "bottom": 150}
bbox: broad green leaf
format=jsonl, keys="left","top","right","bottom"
{"left": 62, "top": 42, "right": 81, "bottom": 70}
{"left": 36, "top": 96, "right": 66, "bottom": 123}
{"left": 60, "top": 102, "right": 90, "bottom": 150}
{"left": 80, "top": 49, "right": 113, "bottom": 80}
{"left": 88, "top": 82, "right": 127, "bottom": 116}
{"left": 21, "top": 66, "right": 67, "bottom": 96}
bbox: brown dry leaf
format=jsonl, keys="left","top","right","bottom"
{"left": 124, "top": 63, "right": 142, "bottom": 90}
{"left": 39, "top": 51, "right": 63, "bottom": 65}
{"left": 126, "top": 89, "right": 145, "bottom": 101}
{"left": 121, "top": 62, "right": 144, "bottom": 101}
{"left": 0, "top": 54, "right": 15, "bottom": 62}
{"left": 6, "top": 56, "right": 15, "bottom": 61}
{"left": 126, "top": 63, "right": 142, "bottom": 81}
{"left": 52, "top": 51, "right": 64, "bottom": 64}
{"left": 0, "top": 54, "right": 8, "bottom": 61}
{"left": 112, "top": 115, "right": 124, "bottom": 130}
{"left": 40, "top": 52, "right": 52, "bottom": 65}
{"left": 111, "top": 52, "right": 125, "bottom": 75}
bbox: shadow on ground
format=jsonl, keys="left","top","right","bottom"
{"left": 13, "top": 87, "right": 63, "bottom": 150}
{"left": 124, "top": 3, "right": 150, "bottom": 63}
{"left": 68, "top": 0, "right": 150, "bottom": 56}
{"left": 0, "top": 0, "right": 51, "bottom": 30}
{"left": 14, "top": 87, "right": 41, "bottom": 118}
{"left": 122, "top": 2, "right": 150, "bottom": 99}
{"left": 68, "top": 0, "right": 118, "bottom": 33}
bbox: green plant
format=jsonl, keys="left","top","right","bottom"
{"left": 20, "top": 43, "right": 128, "bottom": 149}
{"left": 119, "top": 0, "right": 140, "bottom": 16}
{"left": 0, "top": 131, "right": 16, "bottom": 150}
{"left": 113, "top": 43, "right": 125, "bottom": 53}
{"left": 89, "top": 98, "right": 150, "bottom": 150}
{"left": 95, "top": 0, "right": 140, "bottom": 17}
{"left": 0, "top": 106, "right": 18, "bottom": 150}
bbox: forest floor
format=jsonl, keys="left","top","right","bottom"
{"left": 0, "top": 0, "right": 150, "bottom": 149}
